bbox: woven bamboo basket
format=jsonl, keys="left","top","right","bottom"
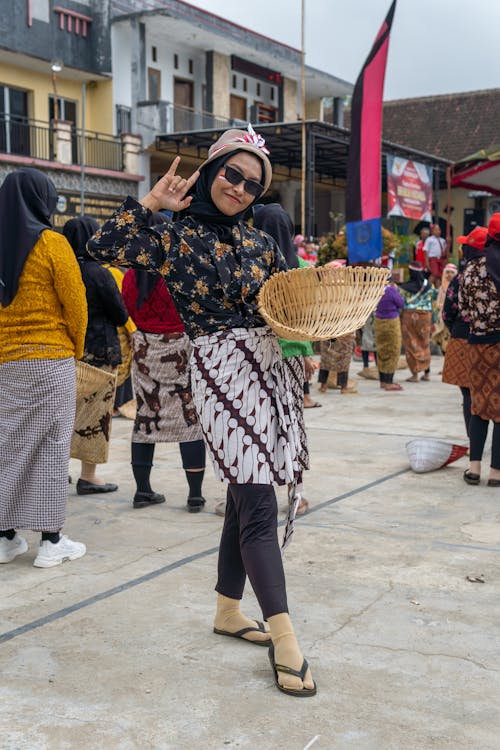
{"left": 76, "top": 360, "right": 117, "bottom": 400}
{"left": 257, "top": 266, "right": 390, "bottom": 342}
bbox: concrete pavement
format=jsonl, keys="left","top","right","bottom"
{"left": 1, "top": 355, "right": 499, "bottom": 750}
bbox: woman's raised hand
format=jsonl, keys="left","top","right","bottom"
{"left": 141, "top": 157, "right": 200, "bottom": 213}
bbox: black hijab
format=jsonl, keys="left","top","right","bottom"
{"left": 187, "top": 150, "right": 264, "bottom": 242}
{"left": 252, "top": 203, "right": 298, "bottom": 269}
{"left": 0, "top": 168, "right": 58, "bottom": 307}
{"left": 460, "top": 243, "right": 485, "bottom": 271}
{"left": 135, "top": 212, "right": 169, "bottom": 309}
{"left": 399, "top": 266, "right": 429, "bottom": 294}
{"left": 62, "top": 215, "right": 100, "bottom": 262}
{"left": 485, "top": 238, "right": 500, "bottom": 293}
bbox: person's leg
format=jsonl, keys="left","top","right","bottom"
{"left": 361, "top": 350, "right": 369, "bottom": 368}
{"left": 229, "top": 484, "right": 314, "bottom": 692}
{"left": 460, "top": 387, "right": 472, "bottom": 438}
{"left": 77, "top": 462, "right": 118, "bottom": 493}
{"left": 468, "top": 414, "right": 489, "bottom": 478}
{"left": 214, "top": 486, "right": 270, "bottom": 644}
{"left": 421, "top": 367, "right": 431, "bottom": 382}
{"left": 0, "top": 528, "right": 27, "bottom": 563}
{"left": 131, "top": 442, "right": 165, "bottom": 507}
{"left": 318, "top": 369, "right": 329, "bottom": 393}
{"left": 131, "top": 442, "right": 155, "bottom": 493}
{"left": 488, "top": 422, "right": 500, "bottom": 482}
{"left": 179, "top": 439, "right": 206, "bottom": 512}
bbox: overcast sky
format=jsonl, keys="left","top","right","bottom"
{"left": 186, "top": 0, "right": 499, "bottom": 100}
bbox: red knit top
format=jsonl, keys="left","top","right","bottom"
{"left": 122, "top": 269, "right": 184, "bottom": 334}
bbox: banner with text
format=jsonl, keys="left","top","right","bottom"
{"left": 387, "top": 156, "right": 433, "bottom": 221}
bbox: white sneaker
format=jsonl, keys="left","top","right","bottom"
{"left": 0, "top": 534, "right": 28, "bottom": 563}
{"left": 33, "top": 535, "right": 86, "bottom": 568}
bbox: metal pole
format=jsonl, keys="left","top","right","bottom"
{"left": 51, "top": 72, "right": 59, "bottom": 121}
{"left": 301, "top": 0, "right": 306, "bottom": 237}
{"left": 80, "top": 82, "right": 86, "bottom": 216}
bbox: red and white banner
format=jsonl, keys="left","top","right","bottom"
{"left": 387, "top": 156, "right": 433, "bottom": 221}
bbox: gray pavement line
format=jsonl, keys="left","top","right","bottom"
{"left": 0, "top": 467, "right": 408, "bottom": 646}
{"left": 0, "top": 546, "right": 218, "bottom": 645}
{"left": 433, "top": 541, "right": 500, "bottom": 554}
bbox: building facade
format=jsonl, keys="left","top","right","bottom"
{"left": 0, "top": 0, "right": 142, "bottom": 225}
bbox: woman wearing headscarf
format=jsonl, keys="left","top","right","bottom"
{"left": 88, "top": 126, "right": 316, "bottom": 696}
{"left": 253, "top": 203, "right": 314, "bottom": 515}
{"left": 398, "top": 261, "right": 438, "bottom": 382}
{"left": 122, "top": 212, "right": 206, "bottom": 512}
{"left": 459, "top": 214, "right": 500, "bottom": 486}
{"left": 63, "top": 216, "right": 129, "bottom": 494}
{"left": 0, "top": 168, "right": 87, "bottom": 568}
{"left": 442, "top": 227, "right": 487, "bottom": 438}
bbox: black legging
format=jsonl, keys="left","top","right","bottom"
{"left": 216, "top": 484, "right": 287, "bottom": 619}
{"left": 318, "top": 369, "right": 348, "bottom": 387}
{"left": 460, "top": 387, "right": 472, "bottom": 437}
{"left": 131, "top": 440, "right": 205, "bottom": 471}
{"left": 469, "top": 416, "right": 500, "bottom": 469}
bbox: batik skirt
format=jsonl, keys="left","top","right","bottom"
{"left": 374, "top": 317, "right": 401, "bottom": 375}
{"left": 401, "top": 309, "right": 432, "bottom": 373}
{"left": 0, "top": 358, "right": 75, "bottom": 531}
{"left": 190, "top": 326, "right": 307, "bottom": 487}
{"left": 71, "top": 364, "right": 117, "bottom": 464}
{"left": 441, "top": 337, "right": 471, "bottom": 388}
{"left": 319, "top": 334, "right": 354, "bottom": 373}
{"left": 469, "top": 342, "right": 500, "bottom": 421}
{"left": 131, "top": 330, "right": 202, "bottom": 444}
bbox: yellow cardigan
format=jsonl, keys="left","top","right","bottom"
{"left": 0, "top": 230, "right": 87, "bottom": 363}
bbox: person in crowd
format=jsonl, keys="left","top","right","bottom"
{"left": 63, "top": 217, "right": 129, "bottom": 495}
{"left": 432, "top": 262, "right": 458, "bottom": 354}
{"left": 88, "top": 126, "right": 316, "bottom": 696}
{"left": 399, "top": 261, "right": 438, "bottom": 382}
{"left": 359, "top": 313, "right": 377, "bottom": 376}
{"left": 459, "top": 214, "right": 500, "bottom": 486}
{"left": 122, "top": 213, "right": 206, "bottom": 511}
{"left": 423, "top": 224, "right": 446, "bottom": 287}
{"left": 442, "top": 228, "right": 487, "bottom": 438}
{"left": 374, "top": 277, "right": 404, "bottom": 391}
{"left": 253, "top": 203, "right": 315, "bottom": 516}
{"left": 414, "top": 226, "right": 430, "bottom": 266}
{"left": 318, "top": 334, "right": 356, "bottom": 394}
{"left": 0, "top": 168, "right": 87, "bottom": 567}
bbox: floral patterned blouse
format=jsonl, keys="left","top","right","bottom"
{"left": 459, "top": 256, "right": 500, "bottom": 343}
{"left": 87, "top": 197, "right": 288, "bottom": 340}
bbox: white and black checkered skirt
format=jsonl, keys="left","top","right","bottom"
{"left": 0, "top": 357, "right": 76, "bottom": 532}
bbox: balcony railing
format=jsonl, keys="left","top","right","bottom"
{"left": 0, "top": 115, "right": 123, "bottom": 171}
{"left": 137, "top": 101, "right": 246, "bottom": 142}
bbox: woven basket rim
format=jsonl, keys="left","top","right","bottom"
{"left": 257, "top": 265, "right": 390, "bottom": 342}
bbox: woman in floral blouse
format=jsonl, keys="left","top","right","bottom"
{"left": 88, "top": 126, "right": 316, "bottom": 697}
{"left": 459, "top": 214, "right": 500, "bottom": 487}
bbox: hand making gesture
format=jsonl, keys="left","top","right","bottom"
{"left": 141, "top": 156, "right": 200, "bottom": 214}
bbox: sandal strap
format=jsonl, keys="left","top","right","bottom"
{"left": 229, "top": 621, "right": 266, "bottom": 638}
{"left": 274, "top": 657, "right": 309, "bottom": 681}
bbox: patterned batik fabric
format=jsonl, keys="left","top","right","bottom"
{"left": 71, "top": 365, "right": 117, "bottom": 464}
{"left": 319, "top": 335, "right": 355, "bottom": 373}
{"left": 190, "top": 327, "right": 307, "bottom": 550}
{"left": 0, "top": 358, "right": 75, "bottom": 531}
{"left": 401, "top": 309, "right": 432, "bottom": 373}
{"left": 132, "top": 330, "right": 203, "bottom": 444}
{"left": 374, "top": 316, "right": 401, "bottom": 374}
{"left": 284, "top": 355, "right": 310, "bottom": 473}
{"left": 442, "top": 338, "right": 472, "bottom": 388}
{"left": 469, "top": 342, "right": 500, "bottom": 421}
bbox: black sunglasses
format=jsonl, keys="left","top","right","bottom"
{"left": 222, "top": 165, "right": 264, "bottom": 198}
